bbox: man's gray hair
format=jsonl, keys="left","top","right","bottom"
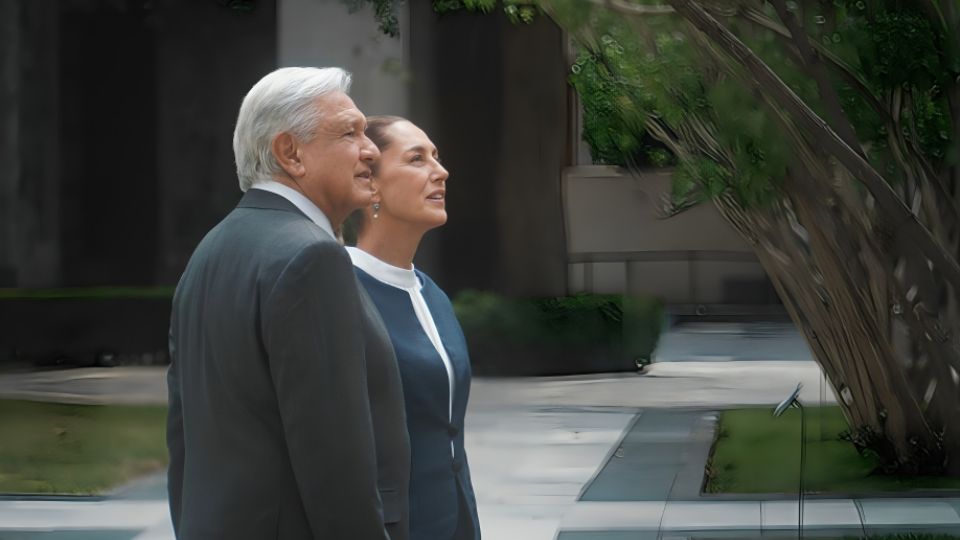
{"left": 233, "top": 67, "right": 352, "bottom": 192}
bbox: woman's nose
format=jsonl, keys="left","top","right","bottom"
{"left": 433, "top": 163, "right": 449, "bottom": 182}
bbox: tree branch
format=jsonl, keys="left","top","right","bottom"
{"left": 768, "top": 0, "right": 865, "bottom": 158}
{"left": 663, "top": 0, "right": 960, "bottom": 294}
{"left": 738, "top": 6, "right": 887, "bottom": 122}
{"left": 738, "top": 4, "right": 960, "bottom": 228}
{"left": 592, "top": 0, "right": 674, "bottom": 16}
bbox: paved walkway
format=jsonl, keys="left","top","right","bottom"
{"left": 558, "top": 497, "right": 960, "bottom": 538}
{"left": 0, "top": 367, "right": 168, "bottom": 405}
{"left": 654, "top": 321, "right": 813, "bottom": 363}
{"left": 2, "top": 323, "right": 958, "bottom": 539}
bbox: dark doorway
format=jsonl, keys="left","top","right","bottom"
{"left": 59, "top": 0, "right": 158, "bottom": 286}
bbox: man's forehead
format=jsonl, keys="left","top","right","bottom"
{"left": 316, "top": 93, "right": 364, "bottom": 121}
{"left": 329, "top": 109, "right": 365, "bottom": 127}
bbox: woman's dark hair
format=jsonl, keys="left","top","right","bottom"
{"left": 365, "top": 115, "right": 408, "bottom": 157}
{"left": 344, "top": 115, "right": 410, "bottom": 245}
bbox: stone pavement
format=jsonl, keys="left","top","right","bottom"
{"left": 2, "top": 323, "right": 958, "bottom": 539}
{"left": 468, "top": 372, "right": 957, "bottom": 539}
{"left": 0, "top": 367, "right": 168, "bottom": 405}
{"left": 653, "top": 321, "right": 813, "bottom": 363}
{"left": 558, "top": 497, "right": 960, "bottom": 538}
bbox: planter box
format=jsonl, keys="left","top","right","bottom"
{"left": 470, "top": 345, "right": 641, "bottom": 377}
{"left": 0, "top": 298, "right": 171, "bottom": 367}
{"left": 455, "top": 291, "right": 663, "bottom": 376}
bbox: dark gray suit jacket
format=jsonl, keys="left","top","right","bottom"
{"left": 167, "top": 189, "right": 410, "bottom": 539}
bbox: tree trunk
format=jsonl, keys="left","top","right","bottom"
{"left": 545, "top": 0, "right": 960, "bottom": 475}
{"left": 713, "top": 175, "right": 960, "bottom": 474}
{"left": 673, "top": 0, "right": 960, "bottom": 476}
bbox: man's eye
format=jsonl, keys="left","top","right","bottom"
{"left": 411, "top": 154, "right": 424, "bottom": 162}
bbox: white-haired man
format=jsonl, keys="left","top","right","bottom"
{"left": 167, "top": 67, "right": 410, "bottom": 539}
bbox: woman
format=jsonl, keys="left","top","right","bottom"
{"left": 346, "top": 116, "right": 481, "bottom": 540}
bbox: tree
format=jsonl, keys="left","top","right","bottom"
{"left": 341, "top": 0, "right": 538, "bottom": 36}
{"left": 357, "top": 0, "right": 960, "bottom": 475}
{"left": 547, "top": 0, "right": 960, "bottom": 476}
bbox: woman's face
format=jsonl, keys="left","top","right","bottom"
{"left": 372, "top": 121, "right": 449, "bottom": 231}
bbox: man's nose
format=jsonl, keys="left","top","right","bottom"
{"left": 360, "top": 135, "right": 380, "bottom": 161}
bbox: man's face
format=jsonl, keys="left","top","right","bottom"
{"left": 296, "top": 91, "right": 380, "bottom": 225}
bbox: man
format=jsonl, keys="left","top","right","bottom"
{"left": 167, "top": 67, "right": 410, "bottom": 539}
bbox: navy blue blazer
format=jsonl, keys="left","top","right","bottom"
{"left": 354, "top": 267, "right": 481, "bottom": 540}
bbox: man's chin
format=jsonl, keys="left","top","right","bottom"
{"left": 349, "top": 191, "right": 375, "bottom": 211}
{"left": 353, "top": 175, "right": 373, "bottom": 189}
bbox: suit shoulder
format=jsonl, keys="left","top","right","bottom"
{"left": 271, "top": 236, "right": 353, "bottom": 286}
{"left": 210, "top": 208, "right": 348, "bottom": 282}
{"left": 290, "top": 237, "right": 351, "bottom": 266}
{"left": 222, "top": 208, "right": 338, "bottom": 256}
{"left": 257, "top": 210, "right": 336, "bottom": 245}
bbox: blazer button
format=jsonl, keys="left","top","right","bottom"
{"left": 447, "top": 424, "right": 460, "bottom": 437}
{"left": 452, "top": 459, "right": 463, "bottom": 473}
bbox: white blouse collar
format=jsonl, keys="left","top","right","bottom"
{"left": 346, "top": 246, "right": 420, "bottom": 290}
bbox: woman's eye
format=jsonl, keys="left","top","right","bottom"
{"left": 411, "top": 154, "right": 424, "bottom": 162}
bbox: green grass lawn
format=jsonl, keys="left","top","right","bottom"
{"left": 0, "top": 400, "right": 168, "bottom": 494}
{"left": 707, "top": 406, "right": 960, "bottom": 494}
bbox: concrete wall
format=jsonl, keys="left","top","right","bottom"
{"left": 278, "top": 0, "right": 409, "bottom": 117}
{"left": 563, "top": 166, "right": 778, "bottom": 305}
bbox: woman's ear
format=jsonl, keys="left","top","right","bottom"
{"left": 271, "top": 132, "right": 304, "bottom": 178}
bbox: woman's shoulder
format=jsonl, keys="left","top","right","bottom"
{"left": 414, "top": 269, "right": 452, "bottom": 302}
{"left": 414, "top": 268, "right": 439, "bottom": 290}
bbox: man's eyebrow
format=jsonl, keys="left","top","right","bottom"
{"left": 328, "top": 119, "right": 364, "bottom": 134}
{"left": 333, "top": 111, "right": 364, "bottom": 126}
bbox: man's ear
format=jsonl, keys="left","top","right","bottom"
{"left": 271, "top": 132, "right": 303, "bottom": 178}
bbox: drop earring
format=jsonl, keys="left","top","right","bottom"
{"left": 373, "top": 202, "right": 381, "bottom": 219}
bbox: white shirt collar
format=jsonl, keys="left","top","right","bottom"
{"left": 249, "top": 180, "right": 336, "bottom": 240}
{"left": 345, "top": 246, "right": 420, "bottom": 290}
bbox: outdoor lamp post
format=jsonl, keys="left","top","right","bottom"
{"left": 774, "top": 382, "right": 805, "bottom": 540}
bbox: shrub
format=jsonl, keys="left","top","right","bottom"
{"left": 453, "top": 291, "right": 663, "bottom": 376}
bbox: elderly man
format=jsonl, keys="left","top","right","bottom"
{"left": 167, "top": 67, "right": 410, "bottom": 539}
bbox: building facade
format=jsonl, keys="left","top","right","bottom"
{"left": 0, "top": 0, "right": 775, "bottom": 307}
